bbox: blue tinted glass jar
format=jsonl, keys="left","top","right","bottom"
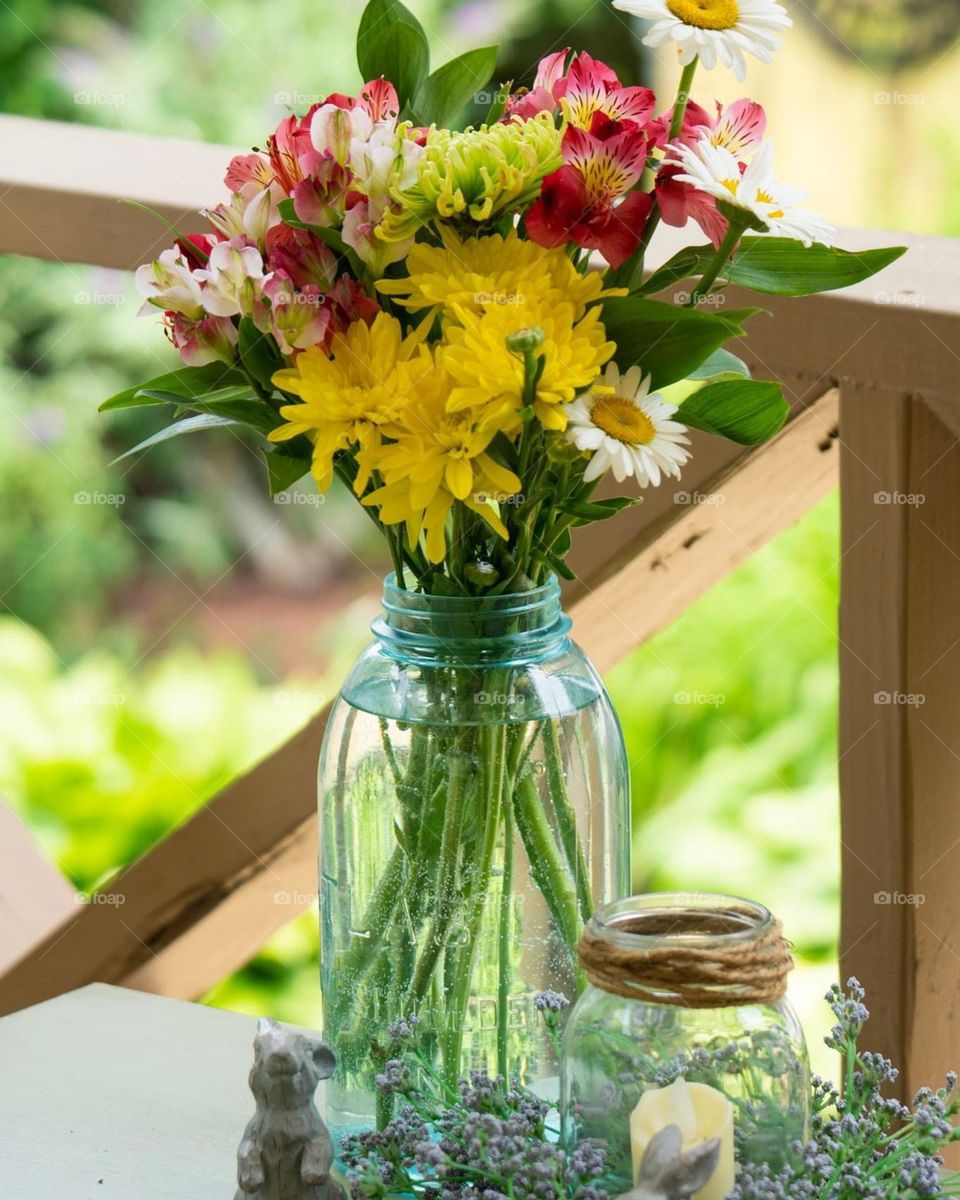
{"left": 318, "top": 575, "right": 630, "bottom": 1135}
{"left": 562, "top": 894, "right": 809, "bottom": 1197}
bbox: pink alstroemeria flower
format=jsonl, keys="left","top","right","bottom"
{"left": 165, "top": 312, "right": 238, "bottom": 366}
{"left": 507, "top": 50, "right": 655, "bottom": 135}
{"left": 527, "top": 115, "right": 653, "bottom": 268}
{"left": 263, "top": 274, "right": 331, "bottom": 355}
{"left": 654, "top": 99, "right": 766, "bottom": 246}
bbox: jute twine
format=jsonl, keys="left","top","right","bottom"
{"left": 576, "top": 907, "right": 794, "bottom": 1008}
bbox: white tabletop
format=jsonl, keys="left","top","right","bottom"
{"left": 0, "top": 983, "right": 308, "bottom": 1199}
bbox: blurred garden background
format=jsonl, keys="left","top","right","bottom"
{"left": 2, "top": 0, "right": 956, "bottom": 1073}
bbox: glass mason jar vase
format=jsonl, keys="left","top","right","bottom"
{"left": 318, "top": 575, "right": 630, "bottom": 1135}
{"left": 561, "top": 894, "right": 809, "bottom": 1197}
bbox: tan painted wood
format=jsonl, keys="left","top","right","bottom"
{"left": 839, "top": 386, "right": 960, "bottom": 1162}
{"left": 0, "top": 713, "right": 326, "bottom": 1016}
{"left": 0, "top": 802, "right": 77, "bottom": 973}
{"left": 0, "top": 982, "right": 310, "bottom": 1198}
{"left": 571, "top": 388, "right": 839, "bottom": 673}
{"left": 0, "top": 115, "right": 235, "bottom": 270}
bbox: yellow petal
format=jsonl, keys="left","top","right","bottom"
{"left": 444, "top": 457, "right": 473, "bottom": 500}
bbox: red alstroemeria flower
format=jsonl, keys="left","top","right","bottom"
{"left": 265, "top": 224, "right": 337, "bottom": 291}
{"left": 174, "top": 233, "right": 218, "bottom": 270}
{"left": 653, "top": 99, "right": 766, "bottom": 246}
{"left": 505, "top": 48, "right": 571, "bottom": 119}
{"left": 527, "top": 118, "right": 653, "bottom": 268}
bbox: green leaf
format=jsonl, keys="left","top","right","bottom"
{"left": 562, "top": 497, "right": 641, "bottom": 524}
{"left": 534, "top": 547, "right": 576, "bottom": 580}
{"left": 100, "top": 363, "right": 247, "bottom": 412}
{"left": 601, "top": 297, "right": 753, "bottom": 390}
{"left": 137, "top": 383, "right": 257, "bottom": 407}
{"left": 412, "top": 46, "right": 499, "bottom": 128}
{"left": 687, "top": 348, "right": 750, "bottom": 382}
{"left": 108, "top": 413, "right": 251, "bottom": 465}
{"left": 638, "top": 240, "right": 907, "bottom": 300}
{"left": 724, "top": 239, "right": 907, "bottom": 297}
{"left": 238, "top": 317, "right": 283, "bottom": 390}
{"left": 264, "top": 447, "right": 312, "bottom": 496}
{"left": 636, "top": 246, "right": 710, "bottom": 297}
{"left": 680, "top": 379, "right": 788, "bottom": 445}
{"left": 356, "top": 0, "right": 430, "bottom": 109}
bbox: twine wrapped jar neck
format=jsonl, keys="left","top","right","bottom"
{"left": 576, "top": 893, "right": 794, "bottom": 1009}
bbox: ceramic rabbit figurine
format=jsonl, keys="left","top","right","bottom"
{"left": 234, "top": 1017, "right": 345, "bottom": 1200}
{"left": 618, "top": 1124, "right": 721, "bottom": 1200}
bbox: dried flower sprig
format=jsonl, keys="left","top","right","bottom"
{"left": 730, "top": 978, "right": 960, "bottom": 1200}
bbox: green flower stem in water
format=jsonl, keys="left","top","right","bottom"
{"left": 441, "top": 717, "right": 509, "bottom": 1084}
{"left": 543, "top": 719, "right": 593, "bottom": 922}
{"left": 512, "top": 769, "right": 581, "bottom": 965}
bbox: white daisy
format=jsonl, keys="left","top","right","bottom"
{"left": 667, "top": 136, "right": 835, "bottom": 247}
{"left": 565, "top": 364, "right": 691, "bottom": 486}
{"left": 611, "top": 0, "right": 791, "bottom": 82}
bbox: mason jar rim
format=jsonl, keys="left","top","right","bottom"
{"left": 588, "top": 892, "right": 775, "bottom": 952}
{"left": 381, "top": 572, "right": 562, "bottom": 615}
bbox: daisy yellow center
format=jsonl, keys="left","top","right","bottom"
{"left": 666, "top": 0, "right": 739, "bottom": 30}
{"left": 755, "top": 188, "right": 784, "bottom": 217}
{"left": 592, "top": 396, "right": 656, "bottom": 446}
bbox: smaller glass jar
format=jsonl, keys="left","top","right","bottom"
{"left": 561, "top": 893, "right": 808, "bottom": 1196}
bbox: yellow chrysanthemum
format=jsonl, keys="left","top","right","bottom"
{"left": 269, "top": 313, "right": 432, "bottom": 492}
{"left": 441, "top": 299, "right": 615, "bottom": 432}
{"left": 360, "top": 367, "right": 521, "bottom": 563}
{"left": 375, "top": 114, "right": 563, "bottom": 244}
{"left": 376, "top": 229, "right": 625, "bottom": 322}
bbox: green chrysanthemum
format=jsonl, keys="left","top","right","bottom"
{"left": 376, "top": 113, "right": 564, "bottom": 243}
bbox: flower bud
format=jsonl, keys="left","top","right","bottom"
{"left": 505, "top": 326, "right": 545, "bottom": 354}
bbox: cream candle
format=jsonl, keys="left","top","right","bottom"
{"left": 630, "top": 1077, "right": 736, "bottom": 1200}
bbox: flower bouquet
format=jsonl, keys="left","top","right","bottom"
{"left": 104, "top": 0, "right": 904, "bottom": 1127}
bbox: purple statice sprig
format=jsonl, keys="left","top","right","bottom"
{"left": 341, "top": 1001, "right": 607, "bottom": 1200}
{"left": 731, "top": 978, "right": 960, "bottom": 1200}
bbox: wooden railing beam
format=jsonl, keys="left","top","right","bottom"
{"left": 839, "top": 385, "right": 960, "bottom": 1150}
